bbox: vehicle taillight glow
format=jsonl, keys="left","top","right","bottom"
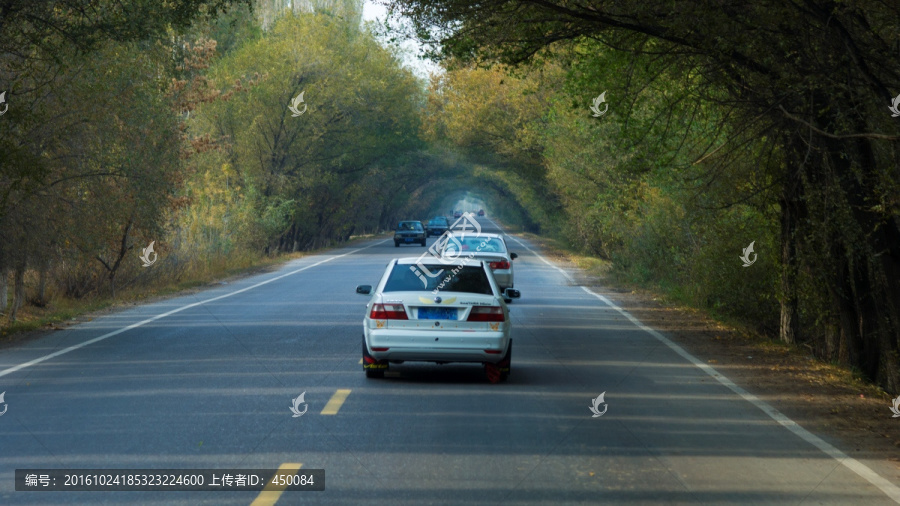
{"left": 489, "top": 260, "right": 510, "bottom": 270}
{"left": 370, "top": 303, "right": 408, "bottom": 320}
{"left": 467, "top": 306, "right": 504, "bottom": 322}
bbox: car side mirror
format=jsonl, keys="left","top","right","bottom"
{"left": 504, "top": 288, "right": 520, "bottom": 299}
{"left": 510, "top": 252, "right": 518, "bottom": 260}
{"left": 356, "top": 285, "right": 372, "bottom": 295}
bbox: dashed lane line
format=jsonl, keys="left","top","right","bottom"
{"left": 250, "top": 463, "right": 303, "bottom": 506}
{"left": 320, "top": 389, "right": 351, "bottom": 415}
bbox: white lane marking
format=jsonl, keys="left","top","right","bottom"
{"left": 506, "top": 235, "right": 574, "bottom": 283}
{"left": 508, "top": 232, "right": 900, "bottom": 503}
{"left": 0, "top": 240, "right": 387, "bottom": 379}
{"left": 581, "top": 285, "right": 900, "bottom": 503}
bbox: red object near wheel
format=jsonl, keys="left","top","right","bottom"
{"left": 363, "top": 335, "right": 388, "bottom": 378}
{"left": 484, "top": 340, "right": 511, "bottom": 383}
{"left": 485, "top": 363, "right": 501, "bottom": 383}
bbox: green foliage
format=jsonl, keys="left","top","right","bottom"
{"left": 0, "top": 0, "right": 250, "bottom": 59}
{"left": 185, "top": 11, "right": 423, "bottom": 252}
{"left": 0, "top": 38, "right": 183, "bottom": 301}
{"left": 422, "top": 64, "right": 563, "bottom": 232}
{"left": 428, "top": 43, "right": 786, "bottom": 336}
{"left": 391, "top": 0, "right": 900, "bottom": 392}
{"left": 0, "top": 0, "right": 253, "bottom": 314}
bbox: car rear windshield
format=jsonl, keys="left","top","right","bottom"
{"left": 383, "top": 264, "right": 494, "bottom": 295}
{"left": 398, "top": 222, "right": 422, "bottom": 231}
{"left": 443, "top": 237, "right": 507, "bottom": 254}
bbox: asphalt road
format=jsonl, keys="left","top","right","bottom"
{"left": 0, "top": 217, "right": 898, "bottom": 505}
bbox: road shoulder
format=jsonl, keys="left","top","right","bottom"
{"left": 513, "top": 232, "right": 900, "bottom": 486}
{"left": 0, "top": 234, "right": 389, "bottom": 351}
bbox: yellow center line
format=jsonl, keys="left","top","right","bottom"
{"left": 250, "top": 463, "right": 302, "bottom": 506}
{"left": 320, "top": 389, "right": 351, "bottom": 415}
{"left": 358, "top": 358, "right": 363, "bottom": 365}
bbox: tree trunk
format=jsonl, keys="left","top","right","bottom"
{"left": 36, "top": 263, "right": 48, "bottom": 307}
{"left": 0, "top": 268, "right": 7, "bottom": 315}
{"left": 819, "top": 133, "right": 900, "bottom": 392}
{"left": 8, "top": 263, "right": 25, "bottom": 322}
{"left": 778, "top": 189, "right": 800, "bottom": 346}
{"left": 786, "top": 95, "right": 900, "bottom": 392}
{"left": 823, "top": 322, "right": 838, "bottom": 360}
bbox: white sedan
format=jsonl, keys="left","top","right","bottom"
{"left": 356, "top": 257, "right": 520, "bottom": 383}
{"left": 437, "top": 232, "right": 517, "bottom": 292}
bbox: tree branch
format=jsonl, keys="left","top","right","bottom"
{"left": 778, "top": 105, "right": 900, "bottom": 141}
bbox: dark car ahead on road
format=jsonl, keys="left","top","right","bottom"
{"left": 426, "top": 216, "right": 450, "bottom": 236}
{"left": 394, "top": 221, "right": 427, "bottom": 247}
{"left": 477, "top": 209, "right": 485, "bottom": 216}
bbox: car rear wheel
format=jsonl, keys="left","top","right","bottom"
{"left": 485, "top": 340, "right": 511, "bottom": 383}
{"left": 394, "top": 241, "right": 399, "bottom": 247}
{"left": 363, "top": 335, "right": 388, "bottom": 378}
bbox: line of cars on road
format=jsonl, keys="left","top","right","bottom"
{"left": 394, "top": 212, "right": 486, "bottom": 246}
{"left": 452, "top": 209, "right": 485, "bottom": 219}
{"left": 362, "top": 213, "right": 520, "bottom": 383}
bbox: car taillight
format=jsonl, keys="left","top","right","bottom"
{"left": 467, "top": 306, "right": 504, "bottom": 322}
{"left": 489, "top": 260, "right": 510, "bottom": 270}
{"left": 370, "top": 303, "right": 408, "bottom": 320}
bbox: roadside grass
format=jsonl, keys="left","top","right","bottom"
{"left": 0, "top": 232, "right": 387, "bottom": 344}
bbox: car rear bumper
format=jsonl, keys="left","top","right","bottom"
{"left": 395, "top": 235, "right": 425, "bottom": 242}
{"left": 364, "top": 328, "right": 509, "bottom": 363}
{"left": 492, "top": 270, "right": 513, "bottom": 289}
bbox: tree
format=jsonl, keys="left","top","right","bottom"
{"left": 0, "top": 0, "right": 249, "bottom": 57}
{"left": 389, "top": 0, "right": 900, "bottom": 391}
{"left": 422, "top": 63, "right": 561, "bottom": 232}
{"left": 0, "top": 0, "right": 251, "bottom": 317}
{"left": 187, "top": 10, "right": 422, "bottom": 252}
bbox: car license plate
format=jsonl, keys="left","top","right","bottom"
{"left": 419, "top": 307, "right": 456, "bottom": 320}
{"left": 405, "top": 238, "right": 414, "bottom": 242}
